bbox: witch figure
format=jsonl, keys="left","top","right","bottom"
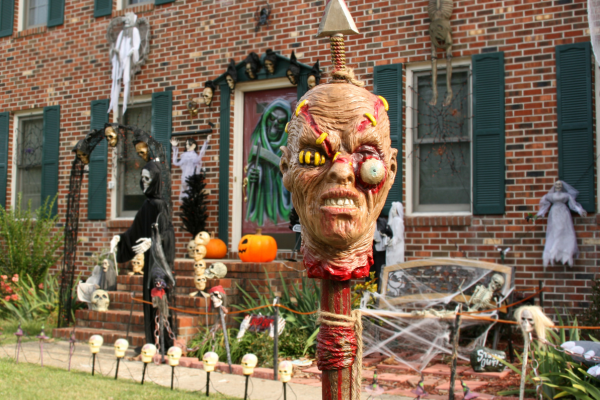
{"left": 110, "top": 161, "right": 176, "bottom": 350}
{"left": 536, "top": 180, "right": 587, "bottom": 267}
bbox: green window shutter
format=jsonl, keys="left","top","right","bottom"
{"left": 93, "top": 0, "right": 112, "bottom": 18}
{"left": 41, "top": 105, "right": 60, "bottom": 216}
{"left": 152, "top": 91, "right": 172, "bottom": 164}
{"left": 373, "top": 64, "right": 403, "bottom": 216}
{"left": 155, "top": 0, "right": 175, "bottom": 5}
{"left": 297, "top": 73, "right": 308, "bottom": 101}
{"left": 88, "top": 100, "right": 109, "bottom": 220}
{"left": 556, "top": 42, "right": 595, "bottom": 213}
{"left": 218, "top": 83, "right": 230, "bottom": 245}
{"left": 0, "top": 0, "right": 14, "bottom": 38}
{"left": 472, "top": 52, "right": 505, "bottom": 215}
{"left": 47, "top": 0, "right": 65, "bottom": 27}
{"left": 0, "top": 112, "right": 9, "bottom": 208}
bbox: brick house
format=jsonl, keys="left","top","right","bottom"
{"left": 0, "top": 0, "right": 597, "bottom": 320}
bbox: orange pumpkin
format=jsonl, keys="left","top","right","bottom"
{"left": 238, "top": 229, "right": 277, "bottom": 262}
{"left": 205, "top": 238, "right": 228, "bottom": 259}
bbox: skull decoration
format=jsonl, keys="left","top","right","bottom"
{"left": 202, "top": 351, "right": 219, "bottom": 372}
{"left": 226, "top": 75, "right": 235, "bottom": 90}
{"left": 130, "top": 253, "right": 144, "bottom": 276}
{"left": 205, "top": 262, "right": 227, "bottom": 279}
{"left": 89, "top": 335, "right": 104, "bottom": 354}
{"left": 141, "top": 343, "right": 157, "bottom": 364}
{"left": 280, "top": 84, "right": 398, "bottom": 281}
{"left": 141, "top": 169, "right": 152, "bottom": 193}
{"left": 225, "top": 59, "right": 237, "bottom": 90}
{"left": 244, "top": 52, "right": 261, "bottom": 80}
{"left": 194, "top": 274, "right": 207, "bottom": 291}
{"left": 91, "top": 289, "right": 110, "bottom": 312}
{"left": 187, "top": 240, "right": 196, "bottom": 258}
{"left": 278, "top": 360, "right": 293, "bottom": 383}
{"left": 194, "top": 260, "right": 207, "bottom": 276}
{"left": 167, "top": 346, "right": 183, "bottom": 367}
{"left": 194, "top": 245, "right": 207, "bottom": 261}
{"left": 114, "top": 338, "right": 129, "bottom": 358}
{"left": 241, "top": 354, "right": 258, "bottom": 376}
{"left": 264, "top": 49, "right": 277, "bottom": 75}
{"left": 489, "top": 274, "right": 505, "bottom": 292}
{"left": 514, "top": 305, "right": 554, "bottom": 342}
{"left": 136, "top": 142, "right": 150, "bottom": 162}
{"left": 208, "top": 286, "right": 227, "bottom": 309}
{"left": 203, "top": 81, "right": 216, "bottom": 106}
{"left": 307, "top": 75, "right": 317, "bottom": 89}
{"left": 520, "top": 309, "right": 534, "bottom": 333}
{"left": 72, "top": 139, "right": 91, "bottom": 165}
{"left": 307, "top": 60, "right": 321, "bottom": 90}
{"left": 554, "top": 180, "right": 564, "bottom": 193}
{"left": 76, "top": 150, "right": 90, "bottom": 165}
{"left": 286, "top": 51, "right": 300, "bottom": 86}
{"left": 104, "top": 125, "right": 118, "bottom": 147}
{"left": 195, "top": 231, "right": 211, "bottom": 246}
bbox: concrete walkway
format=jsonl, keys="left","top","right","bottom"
{"left": 0, "top": 340, "right": 412, "bottom": 400}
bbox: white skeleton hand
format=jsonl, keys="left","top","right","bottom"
{"left": 132, "top": 238, "right": 152, "bottom": 255}
{"left": 110, "top": 235, "right": 120, "bottom": 254}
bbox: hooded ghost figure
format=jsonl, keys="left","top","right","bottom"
{"left": 114, "top": 161, "right": 176, "bottom": 346}
{"left": 77, "top": 259, "right": 117, "bottom": 307}
{"left": 386, "top": 202, "right": 405, "bottom": 266}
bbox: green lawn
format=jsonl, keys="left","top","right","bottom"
{"left": 0, "top": 358, "right": 240, "bottom": 400}
{"left": 0, "top": 318, "right": 54, "bottom": 345}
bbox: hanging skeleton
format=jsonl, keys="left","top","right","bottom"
{"left": 107, "top": 13, "right": 150, "bottom": 118}
{"left": 428, "top": 0, "right": 454, "bottom": 106}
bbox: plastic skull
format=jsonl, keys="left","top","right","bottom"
{"left": 141, "top": 169, "right": 152, "bottom": 193}
{"left": 187, "top": 239, "right": 196, "bottom": 258}
{"left": 167, "top": 346, "right": 183, "bottom": 367}
{"left": 131, "top": 254, "right": 144, "bottom": 275}
{"left": 202, "top": 87, "right": 213, "bottom": 106}
{"left": 105, "top": 126, "right": 118, "bottom": 147}
{"left": 278, "top": 360, "right": 293, "bottom": 382}
{"left": 91, "top": 289, "right": 110, "bottom": 312}
{"left": 136, "top": 142, "right": 150, "bottom": 162}
{"left": 88, "top": 334, "right": 104, "bottom": 354}
{"left": 194, "top": 260, "right": 207, "bottom": 276}
{"left": 205, "top": 262, "right": 227, "bottom": 279}
{"left": 520, "top": 309, "right": 535, "bottom": 333}
{"left": 194, "top": 274, "right": 207, "bottom": 291}
{"left": 241, "top": 354, "right": 258, "bottom": 376}
{"left": 226, "top": 75, "right": 235, "bottom": 90}
{"left": 76, "top": 150, "right": 90, "bottom": 165}
{"left": 195, "top": 231, "right": 211, "bottom": 246}
{"left": 114, "top": 338, "right": 129, "bottom": 358}
{"left": 141, "top": 344, "right": 157, "bottom": 363}
{"left": 194, "top": 245, "right": 207, "bottom": 261}
{"left": 203, "top": 351, "right": 219, "bottom": 372}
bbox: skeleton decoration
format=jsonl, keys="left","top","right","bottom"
{"left": 187, "top": 240, "right": 197, "bottom": 258}
{"left": 104, "top": 123, "right": 119, "bottom": 147}
{"left": 72, "top": 139, "right": 91, "bottom": 165}
{"left": 205, "top": 262, "right": 227, "bottom": 279}
{"left": 427, "top": 0, "right": 454, "bottom": 106}
{"left": 225, "top": 59, "right": 238, "bottom": 90}
{"left": 91, "top": 289, "right": 110, "bottom": 312}
{"left": 137, "top": 142, "right": 151, "bottom": 162}
{"left": 307, "top": 60, "right": 321, "bottom": 89}
{"left": 514, "top": 305, "right": 554, "bottom": 343}
{"left": 202, "top": 81, "right": 217, "bottom": 106}
{"left": 195, "top": 231, "right": 211, "bottom": 246}
{"left": 107, "top": 13, "right": 150, "bottom": 117}
{"left": 264, "top": 49, "right": 278, "bottom": 75}
{"left": 129, "top": 253, "right": 145, "bottom": 276}
{"left": 244, "top": 52, "right": 261, "bottom": 80}
{"left": 286, "top": 51, "right": 300, "bottom": 86}
{"left": 468, "top": 273, "right": 505, "bottom": 312}
{"left": 536, "top": 180, "right": 586, "bottom": 267}
{"left": 254, "top": 1, "right": 272, "bottom": 32}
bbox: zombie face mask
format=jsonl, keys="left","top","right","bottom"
{"left": 280, "top": 83, "right": 397, "bottom": 281}
{"left": 105, "top": 126, "right": 118, "bottom": 147}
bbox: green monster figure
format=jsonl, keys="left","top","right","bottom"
{"left": 246, "top": 98, "right": 292, "bottom": 226}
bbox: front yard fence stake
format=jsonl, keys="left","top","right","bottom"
{"left": 449, "top": 305, "right": 463, "bottom": 400}
{"left": 273, "top": 296, "right": 279, "bottom": 381}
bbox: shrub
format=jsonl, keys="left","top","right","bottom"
{"left": 0, "top": 195, "right": 64, "bottom": 284}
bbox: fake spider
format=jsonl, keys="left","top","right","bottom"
{"left": 254, "top": 1, "right": 272, "bottom": 32}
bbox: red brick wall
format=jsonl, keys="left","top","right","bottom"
{"left": 0, "top": 0, "right": 597, "bottom": 315}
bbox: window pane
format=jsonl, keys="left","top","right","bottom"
{"left": 119, "top": 106, "right": 152, "bottom": 216}
{"left": 28, "top": 0, "right": 48, "bottom": 28}
{"left": 17, "top": 118, "right": 44, "bottom": 211}
{"left": 129, "top": 0, "right": 152, "bottom": 4}
{"left": 418, "top": 142, "right": 470, "bottom": 205}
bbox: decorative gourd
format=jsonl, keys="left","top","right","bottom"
{"left": 238, "top": 229, "right": 277, "bottom": 262}
{"left": 205, "top": 237, "right": 228, "bottom": 259}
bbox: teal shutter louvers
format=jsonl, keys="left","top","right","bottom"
{"left": 41, "top": 105, "right": 60, "bottom": 216}
{"left": 0, "top": 112, "right": 9, "bottom": 208}
{"left": 151, "top": 91, "right": 173, "bottom": 164}
{"left": 0, "top": 0, "right": 15, "bottom": 38}
{"left": 93, "top": 0, "right": 112, "bottom": 18}
{"left": 472, "top": 52, "right": 506, "bottom": 215}
{"left": 88, "top": 100, "right": 109, "bottom": 220}
{"left": 373, "top": 64, "right": 403, "bottom": 216}
{"left": 556, "top": 42, "right": 595, "bottom": 213}
{"left": 47, "top": 0, "right": 65, "bottom": 27}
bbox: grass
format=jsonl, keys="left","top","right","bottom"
{"left": 0, "top": 358, "right": 240, "bottom": 400}
{"left": 0, "top": 318, "right": 55, "bottom": 345}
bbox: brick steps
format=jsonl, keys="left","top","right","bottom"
{"left": 107, "top": 291, "right": 211, "bottom": 312}
{"left": 74, "top": 309, "right": 200, "bottom": 334}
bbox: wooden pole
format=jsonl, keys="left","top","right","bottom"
{"left": 519, "top": 334, "right": 529, "bottom": 400}
{"left": 273, "top": 297, "right": 279, "bottom": 381}
{"left": 449, "top": 305, "right": 463, "bottom": 400}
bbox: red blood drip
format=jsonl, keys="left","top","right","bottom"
{"left": 304, "top": 252, "right": 372, "bottom": 281}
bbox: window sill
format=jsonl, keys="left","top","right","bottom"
{"left": 13, "top": 26, "right": 47, "bottom": 39}
{"left": 113, "top": 3, "right": 155, "bottom": 17}
{"left": 106, "top": 219, "right": 134, "bottom": 229}
{"left": 405, "top": 215, "right": 472, "bottom": 227}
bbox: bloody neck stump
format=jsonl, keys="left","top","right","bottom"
{"left": 281, "top": 83, "right": 397, "bottom": 399}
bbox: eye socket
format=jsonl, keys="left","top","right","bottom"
{"left": 298, "top": 149, "right": 327, "bottom": 167}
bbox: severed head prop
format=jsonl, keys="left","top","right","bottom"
{"left": 514, "top": 305, "right": 554, "bottom": 342}
{"left": 280, "top": 83, "right": 397, "bottom": 281}
{"left": 72, "top": 139, "right": 91, "bottom": 165}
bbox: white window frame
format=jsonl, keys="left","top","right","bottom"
{"left": 18, "top": 0, "right": 48, "bottom": 31}
{"left": 405, "top": 58, "right": 473, "bottom": 216}
{"left": 118, "top": 0, "right": 152, "bottom": 10}
{"left": 109, "top": 95, "right": 153, "bottom": 220}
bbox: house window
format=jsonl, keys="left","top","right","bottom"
{"left": 127, "top": 0, "right": 152, "bottom": 5}
{"left": 118, "top": 104, "right": 152, "bottom": 217}
{"left": 25, "top": 0, "right": 48, "bottom": 28}
{"left": 16, "top": 116, "right": 44, "bottom": 211}
{"left": 411, "top": 68, "right": 471, "bottom": 213}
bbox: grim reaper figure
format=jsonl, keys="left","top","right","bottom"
{"left": 428, "top": 0, "right": 454, "bottom": 106}
{"left": 107, "top": 13, "right": 150, "bottom": 117}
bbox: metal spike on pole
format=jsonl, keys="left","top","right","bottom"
{"left": 317, "top": 0, "right": 359, "bottom": 77}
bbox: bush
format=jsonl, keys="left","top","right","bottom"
{"left": 0, "top": 195, "right": 64, "bottom": 284}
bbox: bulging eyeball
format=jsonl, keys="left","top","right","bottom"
{"left": 360, "top": 158, "right": 385, "bottom": 185}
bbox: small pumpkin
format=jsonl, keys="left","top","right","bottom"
{"left": 238, "top": 229, "right": 277, "bottom": 262}
{"left": 205, "top": 237, "right": 228, "bottom": 259}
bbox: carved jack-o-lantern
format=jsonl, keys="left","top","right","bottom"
{"left": 238, "top": 229, "right": 277, "bottom": 262}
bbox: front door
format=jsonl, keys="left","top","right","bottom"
{"left": 242, "top": 88, "right": 297, "bottom": 250}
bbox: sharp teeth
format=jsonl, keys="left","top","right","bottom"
{"left": 344, "top": 199, "right": 350, "bottom": 205}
